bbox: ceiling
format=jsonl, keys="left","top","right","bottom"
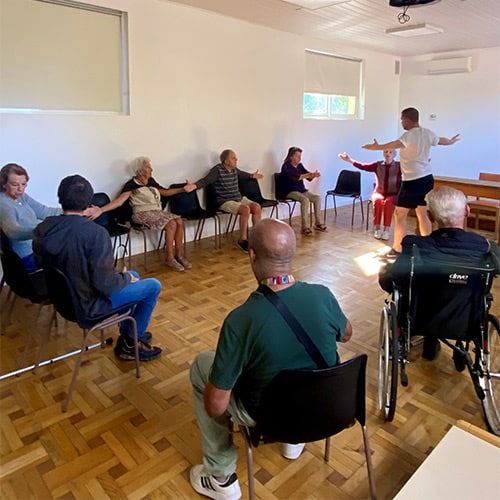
{"left": 165, "top": 0, "right": 500, "bottom": 57}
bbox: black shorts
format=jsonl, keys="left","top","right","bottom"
{"left": 397, "top": 174, "right": 434, "bottom": 209}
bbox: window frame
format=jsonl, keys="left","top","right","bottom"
{"left": 303, "top": 49, "right": 364, "bottom": 121}
{"left": 0, "top": 0, "right": 130, "bottom": 115}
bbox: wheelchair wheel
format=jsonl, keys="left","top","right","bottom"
{"left": 481, "top": 314, "right": 500, "bottom": 436}
{"left": 378, "top": 301, "right": 399, "bottom": 421}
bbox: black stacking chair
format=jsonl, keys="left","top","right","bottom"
{"left": 0, "top": 230, "right": 55, "bottom": 373}
{"left": 168, "top": 183, "right": 220, "bottom": 249}
{"left": 273, "top": 173, "right": 298, "bottom": 224}
{"left": 239, "top": 353, "right": 376, "bottom": 500}
{"left": 238, "top": 177, "right": 278, "bottom": 218}
{"left": 324, "top": 170, "right": 364, "bottom": 227}
{"left": 205, "top": 183, "right": 237, "bottom": 236}
{"left": 44, "top": 267, "right": 141, "bottom": 412}
{"left": 91, "top": 192, "right": 131, "bottom": 266}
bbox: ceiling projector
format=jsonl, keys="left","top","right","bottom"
{"left": 390, "top": 0, "right": 441, "bottom": 6}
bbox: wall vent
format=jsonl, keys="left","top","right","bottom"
{"left": 426, "top": 56, "right": 472, "bottom": 75}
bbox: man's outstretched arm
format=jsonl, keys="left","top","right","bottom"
{"left": 362, "top": 138, "right": 404, "bottom": 151}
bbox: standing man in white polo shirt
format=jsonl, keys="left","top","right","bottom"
{"left": 362, "top": 107, "right": 459, "bottom": 257}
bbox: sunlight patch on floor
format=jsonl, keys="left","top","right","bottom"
{"left": 354, "top": 251, "right": 386, "bottom": 276}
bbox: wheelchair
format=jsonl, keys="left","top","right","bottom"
{"left": 378, "top": 245, "right": 500, "bottom": 436}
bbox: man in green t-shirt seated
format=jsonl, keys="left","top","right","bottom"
{"left": 189, "top": 218, "right": 352, "bottom": 500}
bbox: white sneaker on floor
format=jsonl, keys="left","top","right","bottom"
{"left": 281, "top": 443, "right": 305, "bottom": 460}
{"left": 190, "top": 465, "right": 241, "bottom": 500}
{"left": 373, "top": 229, "right": 382, "bottom": 239}
{"left": 381, "top": 230, "right": 390, "bottom": 240}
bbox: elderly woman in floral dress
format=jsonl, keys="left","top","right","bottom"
{"left": 94, "top": 157, "right": 193, "bottom": 271}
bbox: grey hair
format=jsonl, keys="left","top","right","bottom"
{"left": 130, "top": 156, "right": 151, "bottom": 175}
{"left": 425, "top": 186, "right": 467, "bottom": 227}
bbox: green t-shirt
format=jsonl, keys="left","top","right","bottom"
{"left": 209, "top": 282, "right": 347, "bottom": 418}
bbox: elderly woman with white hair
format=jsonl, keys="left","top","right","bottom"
{"left": 94, "top": 156, "right": 193, "bottom": 271}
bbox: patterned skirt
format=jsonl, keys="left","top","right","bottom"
{"left": 132, "top": 210, "right": 180, "bottom": 230}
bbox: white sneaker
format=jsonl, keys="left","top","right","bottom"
{"left": 281, "top": 443, "right": 305, "bottom": 460}
{"left": 190, "top": 465, "right": 241, "bottom": 500}
{"left": 373, "top": 229, "right": 382, "bottom": 239}
{"left": 381, "top": 230, "right": 390, "bottom": 240}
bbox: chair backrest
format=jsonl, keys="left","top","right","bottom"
{"left": 256, "top": 354, "right": 367, "bottom": 444}
{"left": 334, "top": 170, "right": 361, "bottom": 195}
{"left": 169, "top": 183, "right": 203, "bottom": 216}
{"left": 204, "top": 183, "right": 220, "bottom": 214}
{"left": 239, "top": 177, "right": 263, "bottom": 203}
{"left": 44, "top": 267, "right": 85, "bottom": 325}
{"left": 0, "top": 230, "right": 48, "bottom": 302}
{"left": 273, "top": 172, "right": 289, "bottom": 201}
{"left": 91, "top": 192, "right": 114, "bottom": 228}
{"left": 113, "top": 196, "right": 134, "bottom": 225}
{"left": 408, "top": 251, "right": 495, "bottom": 340}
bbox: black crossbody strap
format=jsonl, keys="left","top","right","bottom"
{"left": 258, "top": 284, "right": 328, "bottom": 369}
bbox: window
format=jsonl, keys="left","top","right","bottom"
{"left": 0, "top": 0, "right": 129, "bottom": 114}
{"left": 303, "top": 49, "right": 364, "bottom": 120}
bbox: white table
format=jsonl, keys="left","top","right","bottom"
{"left": 395, "top": 425, "right": 500, "bottom": 500}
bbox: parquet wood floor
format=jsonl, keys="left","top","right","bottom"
{"left": 1, "top": 206, "right": 499, "bottom": 499}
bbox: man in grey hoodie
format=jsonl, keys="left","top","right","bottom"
{"left": 33, "top": 175, "right": 162, "bottom": 361}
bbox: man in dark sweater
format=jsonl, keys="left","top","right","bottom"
{"left": 33, "top": 175, "right": 162, "bottom": 361}
{"left": 379, "top": 186, "right": 499, "bottom": 360}
{"left": 186, "top": 149, "right": 263, "bottom": 253}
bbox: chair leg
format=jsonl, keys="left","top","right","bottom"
{"left": 124, "top": 316, "right": 140, "bottom": 378}
{"left": 288, "top": 201, "right": 296, "bottom": 225}
{"left": 240, "top": 426, "right": 256, "bottom": 500}
{"left": 351, "top": 199, "right": 355, "bottom": 227}
{"left": 366, "top": 201, "right": 371, "bottom": 231}
{"left": 3, "top": 292, "right": 17, "bottom": 328}
{"left": 157, "top": 229, "right": 165, "bottom": 251}
{"left": 62, "top": 328, "right": 93, "bottom": 412}
{"left": 210, "top": 217, "right": 217, "bottom": 249}
{"left": 141, "top": 231, "right": 147, "bottom": 269}
{"left": 323, "top": 194, "right": 329, "bottom": 225}
{"left": 30, "top": 305, "right": 54, "bottom": 374}
{"left": 324, "top": 436, "right": 331, "bottom": 462}
{"left": 362, "top": 424, "right": 377, "bottom": 500}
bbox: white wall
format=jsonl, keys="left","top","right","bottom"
{"left": 399, "top": 47, "right": 500, "bottom": 176}
{"left": 0, "top": 0, "right": 405, "bottom": 251}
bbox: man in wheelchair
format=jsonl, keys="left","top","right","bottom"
{"left": 379, "top": 186, "right": 500, "bottom": 360}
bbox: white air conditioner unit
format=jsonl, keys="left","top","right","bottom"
{"left": 426, "top": 56, "right": 472, "bottom": 75}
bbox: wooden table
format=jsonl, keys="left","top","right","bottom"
{"left": 433, "top": 175, "right": 500, "bottom": 200}
{"left": 394, "top": 422, "right": 500, "bottom": 499}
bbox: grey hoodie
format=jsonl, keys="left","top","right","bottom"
{"left": 33, "top": 214, "right": 130, "bottom": 318}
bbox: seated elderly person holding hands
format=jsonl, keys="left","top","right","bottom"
{"left": 93, "top": 156, "right": 192, "bottom": 272}
{"left": 189, "top": 218, "right": 352, "bottom": 500}
{"left": 34, "top": 175, "right": 162, "bottom": 361}
{"left": 0, "top": 163, "right": 99, "bottom": 271}
{"left": 379, "top": 186, "right": 500, "bottom": 360}
{"left": 280, "top": 146, "right": 326, "bottom": 236}
{"left": 339, "top": 150, "right": 401, "bottom": 240}
{"left": 185, "top": 149, "right": 263, "bottom": 253}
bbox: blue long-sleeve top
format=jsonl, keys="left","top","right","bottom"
{"left": 0, "top": 192, "right": 61, "bottom": 258}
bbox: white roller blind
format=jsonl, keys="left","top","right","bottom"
{"left": 304, "top": 50, "right": 361, "bottom": 96}
{"left": 0, "top": 0, "right": 128, "bottom": 112}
